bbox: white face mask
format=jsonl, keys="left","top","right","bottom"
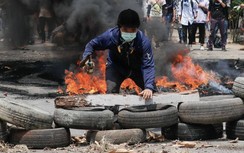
{"left": 121, "top": 32, "right": 137, "bottom": 42}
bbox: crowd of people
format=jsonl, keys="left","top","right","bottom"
{"left": 0, "top": 0, "right": 59, "bottom": 49}
{"left": 0, "top": 0, "right": 242, "bottom": 51}
{"left": 144, "top": 0, "right": 243, "bottom": 51}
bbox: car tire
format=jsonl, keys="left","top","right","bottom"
{"left": 54, "top": 108, "right": 114, "bottom": 130}
{"left": 232, "top": 77, "right": 244, "bottom": 99}
{"left": 178, "top": 98, "right": 244, "bottom": 124}
{"left": 0, "top": 120, "right": 7, "bottom": 141}
{"left": 161, "top": 123, "right": 223, "bottom": 140}
{"left": 118, "top": 104, "right": 178, "bottom": 129}
{"left": 226, "top": 119, "right": 244, "bottom": 140}
{"left": 0, "top": 99, "right": 53, "bottom": 129}
{"left": 9, "top": 128, "right": 71, "bottom": 149}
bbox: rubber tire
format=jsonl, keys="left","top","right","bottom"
{"left": 200, "top": 95, "right": 234, "bottom": 101}
{"left": 178, "top": 98, "right": 244, "bottom": 124}
{"left": 226, "top": 119, "right": 244, "bottom": 140}
{"left": 0, "top": 120, "right": 7, "bottom": 141}
{"left": 118, "top": 104, "right": 178, "bottom": 129}
{"left": 232, "top": 77, "right": 244, "bottom": 99}
{"left": 9, "top": 128, "right": 71, "bottom": 149}
{"left": 86, "top": 129, "right": 146, "bottom": 145}
{"left": 161, "top": 123, "right": 223, "bottom": 141}
{"left": 54, "top": 108, "right": 114, "bottom": 130}
{"left": 0, "top": 99, "right": 53, "bottom": 129}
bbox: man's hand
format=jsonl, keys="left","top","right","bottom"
{"left": 79, "top": 55, "right": 91, "bottom": 68}
{"left": 139, "top": 89, "right": 153, "bottom": 100}
{"left": 216, "top": 0, "right": 223, "bottom": 3}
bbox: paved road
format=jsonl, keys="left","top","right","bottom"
{"left": 0, "top": 32, "right": 244, "bottom": 152}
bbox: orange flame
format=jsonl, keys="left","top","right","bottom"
{"left": 65, "top": 52, "right": 106, "bottom": 95}
{"left": 156, "top": 54, "right": 217, "bottom": 91}
{"left": 64, "top": 52, "right": 139, "bottom": 95}
{"left": 64, "top": 51, "right": 218, "bottom": 95}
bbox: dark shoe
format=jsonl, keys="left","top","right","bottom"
{"left": 207, "top": 47, "right": 213, "bottom": 51}
{"left": 222, "top": 47, "right": 227, "bottom": 51}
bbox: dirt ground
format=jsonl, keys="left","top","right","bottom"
{"left": 0, "top": 29, "right": 244, "bottom": 153}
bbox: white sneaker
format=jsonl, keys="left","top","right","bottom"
{"left": 200, "top": 46, "right": 204, "bottom": 51}
{"left": 189, "top": 45, "right": 194, "bottom": 51}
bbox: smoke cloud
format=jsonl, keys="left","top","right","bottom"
{"left": 3, "top": 0, "right": 39, "bottom": 48}
{"left": 54, "top": 0, "right": 143, "bottom": 45}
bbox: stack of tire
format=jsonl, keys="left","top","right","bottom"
{"left": 52, "top": 99, "right": 180, "bottom": 144}
{"left": 227, "top": 77, "right": 244, "bottom": 140}
{"left": 85, "top": 104, "right": 179, "bottom": 144}
{"left": 162, "top": 95, "right": 244, "bottom": 141}
{"left": 0, "top": 99, "right": 70, "bottom": 149}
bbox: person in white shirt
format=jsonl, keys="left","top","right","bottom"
{"left": 192, "top": 0, "right": 209, "bottom": 50}
{"left": 178, "top": 0, "right": 197, "bottom": 49}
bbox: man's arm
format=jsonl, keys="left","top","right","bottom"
{"left": 216, "top": 0, "right": 226, "bottom": 8}
{"left": 141, "top": 38, "right": 156, "bottom": 91}
{"left": 81, "top": 30, "right": 111, "bottom": 61}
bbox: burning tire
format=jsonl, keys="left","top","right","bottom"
{"left": 232, "top": 77, "right": 244, "bottom": 99}
{"left": 0, "top": 99, "right": 53, "bottom": 129}
{"left": 9, "top": 128, "right": 71, "bottom": 149}
{"left": 226, "top": 119, "right": 244, "bottom": 140}
{"left": 0, "top": 121, "right": 7, "bottom": 141}
{"left": 161, "top": 123, "right": 223, "bottom": 141}
{"left": 117, "top": 104, "right": 178, "bottom": 129}
{"left": 178, "top": 98, "right": 244, "bottom": 124}
{"left": 54, "top": 108, "right": 114, "bottom": 130}
{"left": 86, "top": 129, "right": 146, "bottom": 145}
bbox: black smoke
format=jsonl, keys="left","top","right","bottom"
{"left": 3, "top": 0, "right": 39, "bottom": 48}
{"left": 53, "top": 0, "right": 143, "bottom": 45}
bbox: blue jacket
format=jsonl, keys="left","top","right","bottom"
{"left": 82, "top": 27, "right": 155, "bottom": 91}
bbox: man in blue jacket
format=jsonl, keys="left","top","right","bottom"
{"left": 80, "top": 9, "right": 156, "bottom": 100}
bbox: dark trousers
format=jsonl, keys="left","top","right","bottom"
{"left": 164, "top": 13, "right": 173, "bottom": 40}
{"left": 214, "top": 19, "right": 228, "bottom": 43}
{"left": 208, "top": 18, "right": 226, "bottom": 48}
{"left": 106, "top": 65, "right": 144, "bottom": 93}
{"left": 39, "top": 17, "right": 54, "bottom": 41}
{"left": 182, "top": 23, "right": 193, "bottom": 44}
{"left": 192, "top": 22, "right": 206, "bottom": 44}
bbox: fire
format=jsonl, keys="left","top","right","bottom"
{"left": 64, "top": 52, "right": 106, "bottom": 95}
{"left": 64, "top": 52, "right": 140, "bottom": 95}
{"left": 156, "top": 54, "right": 217, "bottom": 92}
{"left": 63, "top": 51, "right": 217, "bottom": 95}
{"left": 121, "top": 79, "right": 140, "bottom": 94}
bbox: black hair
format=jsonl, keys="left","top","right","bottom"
{"left": 117, "top": 9, "right": 140, "bottom": 28}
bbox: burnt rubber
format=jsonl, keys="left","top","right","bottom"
{"left": 0, "top": 99, "right": 53, "bottom": 129}
{"left": 232, "top": 77, "right": 244, "bottom": 99}
{"left": 226, "top": 119, "right": 244, "bottom": 140}
{"left": 54, "top": 108, "right": 114, "bottom": 130}
{"left": 0, "top": 120, "right": 7, "bottom": 141}
{"left": 161, "top": 123, "right": 223, "bottom": 141}
{"left": 118, "top": 104, "right": 178, "bottom": 129}
{"left": 9, "top": 128, "right": 71, "bottom": 149}
{"left": 178, "top": 98, "right": 244, "bottom": 124}
{"left": 86, "top": 129, "right": 146, "bottom": 145}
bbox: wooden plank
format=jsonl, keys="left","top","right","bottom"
{"left": 55, "top": 90, "right": 200, "bottom": 109}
